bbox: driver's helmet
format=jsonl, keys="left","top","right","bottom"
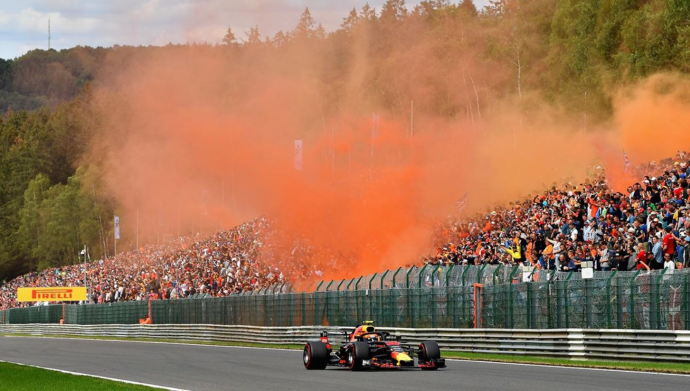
{"left": 363, "top": 333, "right": 381, "bottom": 342}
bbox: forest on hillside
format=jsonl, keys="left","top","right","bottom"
{"left": 1, "top": 0, "right": 689, "bottom": 282}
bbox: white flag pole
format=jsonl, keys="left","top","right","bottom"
{"left": 114, "top": 215, "right": 120, "bottom": 255}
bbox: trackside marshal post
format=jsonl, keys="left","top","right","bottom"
{"left": 17, "top": 287, "right": 87, "bottom": 302}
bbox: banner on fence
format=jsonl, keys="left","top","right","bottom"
{"left": 17, "top": 287, "right": 87, "bottom": 302}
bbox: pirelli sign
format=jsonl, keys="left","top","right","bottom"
{"left": 17, "top": 287, "right": 87, "bottom": 302}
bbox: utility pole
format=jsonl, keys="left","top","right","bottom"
{"left": 82, "top": 244, "right": 88, "bottom": 303}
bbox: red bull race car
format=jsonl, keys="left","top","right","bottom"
{"left": 303, "top": 321, "right": 446, "bottom": 371}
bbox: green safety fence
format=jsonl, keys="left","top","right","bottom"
{"left": 3, "top": 269, "right": 690, "bottom": 330}
{"left": 2, "top": 304, "right": 63, "bottom": 324}
{"left": 482, "top": 269, "right": 690, "bottom": 330}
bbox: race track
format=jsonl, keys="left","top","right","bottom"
{"left": 0, "top": 336, "right": 687, "bottom": 391}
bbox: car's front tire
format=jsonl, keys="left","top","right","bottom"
{"left": 304, "top": 341, "right": 328, "bottom": 370}
{"left": 348, "top": 342, "right": 370, "bottom": 371}
{"left": 419, "top": 341, "right": 441, "bottom": 370}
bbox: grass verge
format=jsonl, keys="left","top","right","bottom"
{"left": 0, "top": 361, "right": 164, "bottom": 390}
{"left": 3, "top": 333, "right": 690, "bottom": 374}
{"left": 441, "top": 351, "right": 690, "bottom": 374}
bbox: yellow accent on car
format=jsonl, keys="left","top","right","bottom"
{"left": 394, "top": 352, "right": 412, "bottom": 365}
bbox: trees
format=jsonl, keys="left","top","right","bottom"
{"left": 245, "top": 26, "right": 262, "bottom": 45}
{"left": 222, "top": 27, "right": 238, "bottom": 46}
{"left": 380, "top": 0, "right": 408, "bottom": 23}
{"left": 0, "top": 94, "right": 104, "bottom": 279}
{"left": 292, "top": 8, "right": 317, "bottom": 40}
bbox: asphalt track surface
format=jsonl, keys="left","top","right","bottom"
{"left": 0, "top": 336, "right": 688, "bottom": 391}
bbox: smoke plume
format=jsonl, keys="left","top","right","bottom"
{"left": 85, "top": 37, "right": 690, "bottom": 280}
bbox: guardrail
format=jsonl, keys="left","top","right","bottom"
{"left": 2, "top": 324, "right": 690, "bottom": 363}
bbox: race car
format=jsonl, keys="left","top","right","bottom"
{"left": 303, "top": 321, "right": 446, "bottom": 371}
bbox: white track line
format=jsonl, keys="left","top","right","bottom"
{"left": 0, "top": 359, "right": 190, "bottom": 391}
{"left": 3, "top": 335, "right": 301, "bottom": 351}
{"left": 4, "top": 335, "right": 690, "bottom": 377}
{"left": 443, "top": 358, "right": 690, "bottom": 377}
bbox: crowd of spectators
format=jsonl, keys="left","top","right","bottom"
{"left": 5, "top": 152, "right": 690, "bottom": 309}
{"left": 0, "top": 218, "right": 288, "bottom": 309}
{"left": 430, "top": 152, "right": 690, "bottom": 274}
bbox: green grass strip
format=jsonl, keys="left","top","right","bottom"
{"left": 0, "top": 361, "right": 164, "bottom": 391}
{"left": 4, "top": 333, "right": 690, "bottom": 374}
{"left": 441, "top": 351, "right": 690, "bottom": 374}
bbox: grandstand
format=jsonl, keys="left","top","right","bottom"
{"left": 2, "top": 151, "right": 690, "bottom": 330}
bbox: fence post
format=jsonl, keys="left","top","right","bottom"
{"left": 430, "top": 265, "right": 441, "bottom": 328}
{"left": 367, "top": 274, "right": 377, "bottom": 321}
{"left": 564, "top": 272, "right": 574, "bottom": 328}
{"left": 652, "top": 269, "right": 668, "bottom": 330}
{"left": 380, "top": 271, "right": 389, "bottom": 290}
{"left": 617, "top": 272, "right": 624, "bottom": 328}
{"left": 461, "top": 264, "right": 472, "bottom": 286}
{"left": 508, "top": 266, "right": 519, "bottom": 328}
{"left": 445, "top": 263, "right": 455, "bottom": 287}
{"left": 491, "top": 265, "right": 502, "bottom": 328}
{"left": 405, "top": 266, "right": 414, "bottom": 288}
{"left": 379, "top": 271, "right": 389, "bottom": 325}
{"left": 629, "top": 269, "right": 642, "bottom": 328}
{"left": 461, "top": 265, "right": 472, "bottom": 324}
{"left": 605, "top": 270, "right": 618, "bottom": 329}
{"left": 473, "top": 283, "right": 484, "bottom": 328}
{"left": 418, "top": 265, "right": 428, "bottom": 289}
{"left": 392, "top": 267, "right": 403, "bottom": 288}
{"left": 527, "top": 282, "right": 535, "bottom": 328}
{"left": 477, "top": 264, "right": 487, "bottom": 284}
{"left": 301, "top": 292, "right": 306, "bottom": 326}
{"left": 492, "top": 264, "right": 503, "bottom": 285}
{"left": 684, "top": 273, "right": 690, "bottom": 330}
{"left": 585, "top": 277, "right": 592, "bottom": 328}
{"left": 405, "top": 266, "right": 415, "bottom": 326}
{"left": 355, "top": 276, "right": 363, "bottom": 323}
{"left": 445, "top": 263, "right": 455, "bottom": 327}
{"left": 546, "top": 272, "right": 554, "bottom": 328}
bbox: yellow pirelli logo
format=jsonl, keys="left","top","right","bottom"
{"left": 17, "top": 287, "right": 87, "bottom": 302}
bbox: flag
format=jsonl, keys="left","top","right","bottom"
{"left": 294, "top": 140, "right": 303, "bottom": 170}
{"left": 455, "top": 193, "right": 470, "bottom": 214}
{"left": 114, "top": 216, "right": 120, "bottom": 240}
{"left": 623, "top": 150, "right": 630, "bottom": 173}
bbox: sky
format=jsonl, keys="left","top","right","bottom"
{"left": 0, "top": 0, "right": 491, "bottom": 60}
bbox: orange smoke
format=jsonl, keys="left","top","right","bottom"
{"left": 599, "top": 74, "right": 690, "bottom": 191}
{"left": 84, "top": 38, "right": 690, "bottom": 281}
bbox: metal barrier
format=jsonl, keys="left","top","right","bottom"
{"left": 2, "top": 324, "right": 690, "bottom": 363}
{"left": 3, "top": 269, "right": 689, "bottom": 330}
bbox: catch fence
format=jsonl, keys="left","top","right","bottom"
{"left": 3, "top": 268, "right": 690, "bottom": 330}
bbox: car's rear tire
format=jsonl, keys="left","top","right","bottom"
{"left": 419, "top": 341, "right": 441, "bottom": 371}
{"left": 348, "top": 342, "right": 370, "bottom": 371}
{"left": 304, "top": 341, "right": 328, "bottom": 370}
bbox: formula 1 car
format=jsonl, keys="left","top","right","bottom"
{"left": 303, "top": 321, "right": 446, "bottom": 371}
